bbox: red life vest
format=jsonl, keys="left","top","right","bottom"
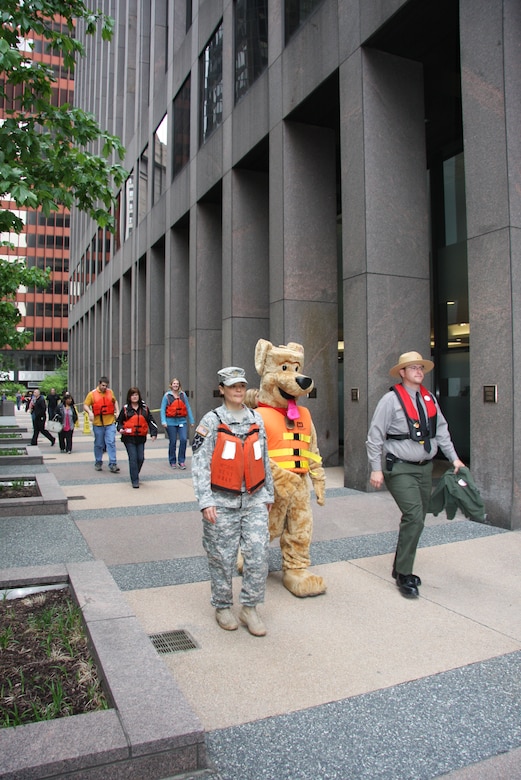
{"left": 166, "top": 393, "right": 188, "bottom": 418}
{"left": 90, "top": 388, "right": 115, "bottom": 417}
{"left": 120, "top": 406, "right": 149, "bottom": 437}
{"left": 210, "top": 416, "right": 265, "bottom": 494}
{"left": 257, "top": 405, "right": 322, "bottom": 474}
{"left": 391, "top": 384, "right": 437, "bottom": 444}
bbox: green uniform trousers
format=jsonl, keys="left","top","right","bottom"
{"left": 384, "top": 460, "right": 433, "bottom": 575}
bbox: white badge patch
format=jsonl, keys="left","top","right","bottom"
{"left": 222, "top": 440, "right": 236, "bottom": 459}
{"left": 253, "top": 440, "right": 262, "bottom": 460}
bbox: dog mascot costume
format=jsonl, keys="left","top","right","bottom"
{"left": 255, "top": 339, "right": 326, "bottom": 597}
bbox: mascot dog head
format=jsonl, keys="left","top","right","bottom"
{"left": 255, "top": 339, "right": 313, "bottom": 420}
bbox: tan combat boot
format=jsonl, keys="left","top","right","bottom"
{"left": 215, "top": 608, "right": 238, "bottom": 631}
{"left": 238, "top": 606, "right": 267, "bottom": 636}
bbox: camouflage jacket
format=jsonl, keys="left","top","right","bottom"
{"left": 191, "top": 403, "right": 274, "bottom": 511}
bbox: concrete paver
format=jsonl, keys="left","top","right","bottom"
{"left": 4, "top": 407, "right": 521, "bottom": 779}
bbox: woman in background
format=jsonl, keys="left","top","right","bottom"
{"left": 56, "top": 393, "right": 78, "bottom": 453}
{"left": 160, "top": 378, "right": 194, "bottom": 469}
{"left": 117, "top": 387, "right": 158, "bottom": 488}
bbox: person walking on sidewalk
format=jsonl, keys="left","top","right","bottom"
{"left": 191, "top": 366, "right": 274, "bottom": 636}
{"left": 46, "top": 388, "right": 60, "bottom": 419}
{"left": 160, "top": 378, "right": 194, "bottom": 469}
{"left": 84, "top": 376, "right": 121, "bottom": 473}
{"left": 29, "top": 388, "right": 56, "bottom": 447}
{"left": 56, "top": 393, "right": 78, "bottom": 453}
{"left": 366, "top": 351, "right": 465, "bottom": 598}
{"left": 116, "top": 387, "right": 158, "bottom": 488}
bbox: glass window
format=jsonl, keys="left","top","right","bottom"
{"left": 285, "top": 0, "right": 325, "bottom": 43}
{"left": 153, "top": 114, "right": 168, "bottom": 203}
{"left": 199, "top": 24, "right": 223, "bottom": 145}
{"left": 173, "top": 76, "right": 191, "bottom": 177}
{"left": 235, "top": 0, "right": 268, "bottom": 103}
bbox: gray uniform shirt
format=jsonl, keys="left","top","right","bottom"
{"left": 192, "top": 403, "right": 275, "bottom": 511}
{"left": 366, "top": 385, "right": 459, "bottom": 471}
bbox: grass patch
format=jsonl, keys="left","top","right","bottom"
{"left": 0, "top": 587, "right": 109, "bottom": 727}
{"left": 0, "top": 449, "right": 25, "bottom": 456}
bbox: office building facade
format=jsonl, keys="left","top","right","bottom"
{"left": 69, "top": 0, "right": 521, "bottom": 529}
{"left": 1, "top": 18, "right": 71, "bottom": 386}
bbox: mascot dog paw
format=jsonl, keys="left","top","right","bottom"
{"left": 255, "top": 339, "right": 326, "bottom": 597}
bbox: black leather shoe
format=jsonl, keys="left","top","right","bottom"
{"left": 396, "top": 573, "right": 419, "bottom": 598}
{"left": 392, "top": 567, "right": 421, "bottom": 587}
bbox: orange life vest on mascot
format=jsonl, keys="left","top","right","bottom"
{"left": 210, "top": 415, "right": 266, "bottom": 494}
{"left": 257, "top": 405, "right": 322, "bottom": 473}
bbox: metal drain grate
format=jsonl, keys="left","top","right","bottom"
{"left": 149, "top": 629, "right": 198, "bottom": 654}
{"left": 68, "top": 495, "right": 86, "bottom": 500}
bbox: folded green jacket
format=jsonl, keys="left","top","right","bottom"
{"left": 428, "top": 466, "right": 486, "bottom": 522}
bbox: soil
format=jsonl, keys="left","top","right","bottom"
{"left": 0, "top": 588, "right": 109, "bottom": 727}
{"left": 0, "top": 482, "right": 40, "bottom": 499}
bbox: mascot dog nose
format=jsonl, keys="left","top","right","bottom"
{"left": 297, "top": 376, "right": 313, "bottom": 391}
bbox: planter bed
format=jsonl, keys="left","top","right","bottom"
{"left": 0, "top": 472, "right": 67, "bottom": 516}
{"left": 0, "top": 561, "right": 208, "bottom": 780}
{"left": 0, "top": 434, "right": 33, "bottom": 445}
{"left": 0, "top": 445, "right": 43, "bottom": 467}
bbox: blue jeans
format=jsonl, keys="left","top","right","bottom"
{"left": 93, "top": 423, "right": 117, "bottom": 465}
{"left": 123, "top": 438, "right": 145, "bottom": 485}
{"left": 166, "top": 423, "right": 188, "bottom": 465}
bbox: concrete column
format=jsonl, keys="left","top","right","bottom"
{"left": 136, "top": 256, "right": 147, "bottom": 392}
{"left": 147, "top": 240, "right": 166, "bottom": 410}
{"left": 190, "top": 202, "right": 222, "bottom": 423}
{"left": 111, "top": 282, "right": 121, "bottom": 405}
{"left": 165, "top": 224, "right": 190, "bottom": 394}
{"left": 268, "top": 121, "right": 338, "bottom": 465}
{"left": 120, "top": 271, "right": 132, "bottom": 400}
{"left": 341, "top": 48, "right": 429, "bottom": 489}
{"left": 95, "top": 300, "right": 102, "bottom": 383}
{"left": 460, "top": 0, "right": 521, "bottom": 528}
{"left": 222, "top": 169, "right": 269, "bottom": 382}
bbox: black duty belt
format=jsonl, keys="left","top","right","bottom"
{"left": 393, "top": 457, "right": 431, "bottom": 466}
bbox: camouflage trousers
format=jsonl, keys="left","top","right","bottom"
{"left": 202, "top": 502, "right": 270, "bottom": 609}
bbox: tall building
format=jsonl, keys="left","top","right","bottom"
{"left": 70, "top": 0, "right": 521, "bottom": 529}
{"left": 0, "top": 18, "right": 71, "bottom": 387}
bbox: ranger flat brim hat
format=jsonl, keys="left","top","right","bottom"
{"left": 389, "top": 351, "right": 434, "bottom": 378}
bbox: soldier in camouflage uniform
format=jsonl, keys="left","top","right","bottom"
{"left": 192, "top": 366, "right": 274, "bottom": 636}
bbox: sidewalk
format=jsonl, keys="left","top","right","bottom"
{"left": 2, "top": 407, "right": 521, "bottom": 779}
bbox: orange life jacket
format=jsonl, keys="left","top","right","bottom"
{"left": 210, "top": 415, "right": 265, "bottom": 494}
{"left": 257, "top": 405, "right": 322, "bottom": 473}
{"left": 90, "top": 388, "right": 115, "bottom": 418}
{"left": 391, "top": 383, "right": 437, "bottom": 444}
{"left": 120, "top": 405, "right": 149, "bottom": 437}
{"left": 166, "top": 393, "right": 188, "bottom": 418}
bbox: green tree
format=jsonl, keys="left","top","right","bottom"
{"left": 39, "top": 354, "right": 68, "bottom": 396}
{"left": 0, "top": 1, "right": 127, "bottom": 349}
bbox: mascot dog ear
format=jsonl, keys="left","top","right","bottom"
{"left": 255, "top": 338, "right": 273, "bottom": 376}
{"left": 255, "top": 339, "right": 306, "bottom": 376}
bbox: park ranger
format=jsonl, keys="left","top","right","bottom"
{"left": 192, "top": 366, "right": 274, "bottom": 636}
